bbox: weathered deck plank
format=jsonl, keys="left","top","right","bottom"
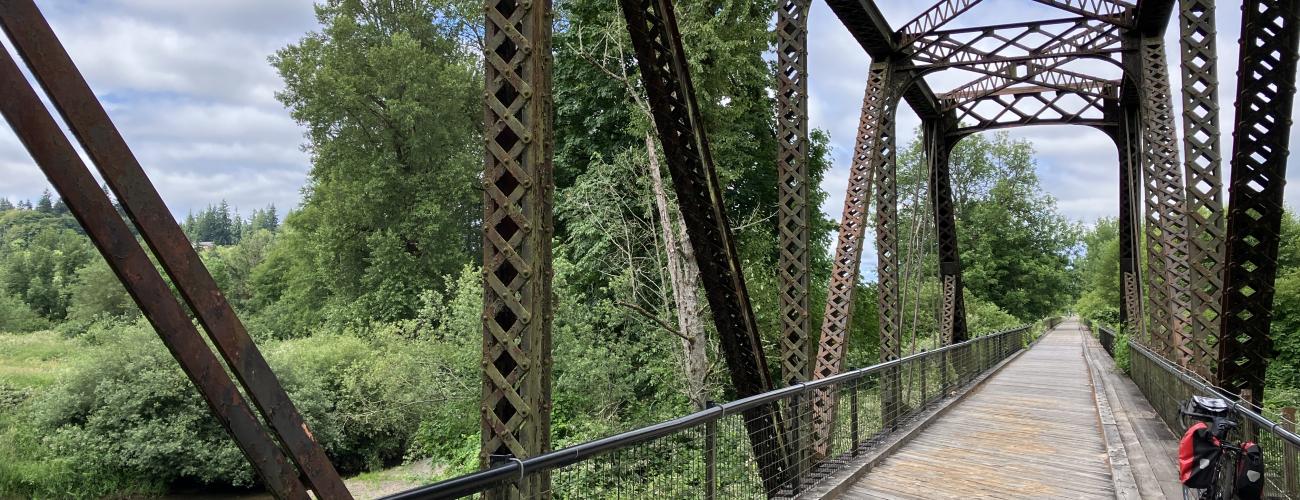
{"left": 841, "top": 323, "right": 1115, "bottom": 499}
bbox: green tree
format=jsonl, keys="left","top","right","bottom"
{"left": 34, "top": 191, "right": 52, "bottom": 214}
{"left": 1073, "top": 218, "right": 1121, "bottom": 325}
{"left": 67, "top": 258, "right": 139, "bottom": 323}
{"left": 896, "top": 132, "right": 1078, "bottom": 322}
{"left": 268, "top": 0, "right": 481, "bottom": 324}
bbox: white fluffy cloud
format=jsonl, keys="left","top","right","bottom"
{"left": 0, "top": 0, "right": 317, "bottom": 215}
{"left": 1, "top": 0, "right": 1298, "bottom": 241}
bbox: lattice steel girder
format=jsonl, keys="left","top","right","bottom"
{"left": 1029, "top": 0, "right": 1136, "bottom": 27}
{"left": 939, "top": 62, "right": 1120, "bottom": 104}
{"left": 1114, "top": 103, "right": 1146, "bottom": 338}
{"left": 0, "top": 4, "right": 351, "bottom": 497}
{"left": 777, "top": 0, "right": 812, "bottom": 389}
{"left": 481, "top": 0, "right": 554, "bottom": 497}
{"left": 926, "top": 121, "right": 968, "bottom": 345}
{"left": 0, "top": 41, "right": 313, "bottom": 500}
{"left": 1218, "top": 0, "right": 1300, "bottom": 405}
{"left": 949, "top": 88, "right": 1112, "bottom": 136}
{"left": 620, "top": 0, "right": 790, "bottom": 490}
{"left": 810, "top": 62, "right": 899, "bottom": 457}
{"left": 1176, "top": 0, "right": 1225, "bottom": 379}
{"left": 897, "top": 0, "right": 984, "bottom": 46}
{"left": 1136, "top": 36, "right": 1193, "bottom": 364}
{"left": 873, "top": 64, "right": 904, "bottom": 428}
{"left": 910, "top": 16, "right": 1123, "bottom": 68}
{"left": 776, "top": 0, "right": 812, "bottom": 484}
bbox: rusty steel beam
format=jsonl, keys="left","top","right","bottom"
{"left": 620, "top": 0, "right": 790, "bottom": 490}
{"left": 777, "top": 0, "right": 812, "bottom": 390}
{"left": 0, "top": 3, "right": 351, "bottom": 497}
{"left": 1114, "top": 103, "right": 1146, "bottom": 338}
{"left": 939, "top": 61, "right": 1118, "bottom": 105}
{"left": 1028, "top": 0, "right": 1136, "bottom": 27}
{"left": 776, "top": 0, "right": 812, "bottom": 485}
{"left": 872, "top": 66, "right": 904, "bottom": 429}
{"left": 926, "top": 120, "right": 967, "bottom": 345}
{"left": 1136, "top": 37, "right": 1192, "bottom": 362}
{"left": 1175, "top": 0, "right": 1225, "bottom": 379}
{"left": 910, "top": 17, "right": 1123, "bottom": 69}
{"left": 949, "top": 88, "right": 1112, "bottom": 136}
{"left": 480, "top": 0, "right": 554, "bottom": 497}
{"left": 1217, "top": 0, "right": 1300, "bottom": 405}
{"left": 1135, "top": 0, "right": 1178, "bottom": 36}
{"left": 0, "top": 48, "right": 311, "bottom": 500}
{"left": 810, "top": 62, "right": 899, "bottom": 457}
{"left": 896, "top": 0, "right": 983, "bottom": 47}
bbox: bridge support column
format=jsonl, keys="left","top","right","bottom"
{"left": 776, "top": 0, "right": 813, "bottom": 488}
{"left": 925, "top": 120, "right": 968, "bottom": 346}
{"left": 1176, "top": 0, "right": 1226, "bottom": 379}
{"left": 1134, "top": 36, "right": 1193, "bottom": 364}
{"left": 871, "top": 66, "right": 904, "bottom": 430}
{"left": 1217, "top": 0, "right": 1300, "bottom": 405}
{"left": 1115, "top": 105, "right": 1145, "bottom": 340}
{"left": 481, "top": 0, "right": 555, "bottom": 496}
{"left": 811, "top": 61, "right": 901, "bottom": 454}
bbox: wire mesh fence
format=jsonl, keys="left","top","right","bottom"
{"left": 1128, "top": 337, "right": 1300, "bottom": 499}
{"left": 385, "top": 324, "right": 1037, "bottom": 499}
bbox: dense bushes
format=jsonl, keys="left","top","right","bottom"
{"left": 0, "top": 267, "right": 485, "bottom": 496}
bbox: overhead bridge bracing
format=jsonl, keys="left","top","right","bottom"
{"left": 2, "top": 0, "right": 1300, "bottom": 498}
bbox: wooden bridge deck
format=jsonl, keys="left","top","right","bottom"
{"left": 838, "top": 320, "right": 1177, "bottom": 499}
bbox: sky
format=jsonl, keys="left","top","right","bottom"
{"left": 1, "top": 0, "right": 1298, "bottom": 232}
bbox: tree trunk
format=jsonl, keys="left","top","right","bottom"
{"left": 646, "top": 132, "right": 710, "bottom": 410}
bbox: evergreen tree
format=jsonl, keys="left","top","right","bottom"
{"left": 0, "top": 198, "right": 13, "bottom": 211}
{"left": 35, "top": 191, "right": 53, "bottom": 213}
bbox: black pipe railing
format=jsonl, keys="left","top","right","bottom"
{"left": 1097, "top": 324, "right": 1116, "bottom": 357}
{"left": 385, "top": 324, "right": 1040, "bottom": 499}
{"left": 1129, "top": 340, "right": 1300, "bottom": 498}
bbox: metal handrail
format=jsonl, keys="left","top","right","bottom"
{"left": 385, "top": 324, "right": 1034, "bottom": 499}
{"left": 1129, "top": 341, "right": 1300, "bottom": 448}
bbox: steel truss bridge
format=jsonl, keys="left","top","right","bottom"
{"left": 1, "top": 0, "right": 1299, "bottom": 498}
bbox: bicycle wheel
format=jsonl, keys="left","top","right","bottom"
{"left": 1216, "top": 453, "right": 1236, "bottom": 500}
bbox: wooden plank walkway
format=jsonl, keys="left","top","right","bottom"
{"left": 842, "top": 322, "right": 1117, "bottom": 499}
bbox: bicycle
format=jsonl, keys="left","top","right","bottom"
{"left": 1178, "top": 396, "right": 1264, "bottom": 500}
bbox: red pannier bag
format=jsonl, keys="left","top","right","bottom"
{"left": 1235, "top": 441, "right": 1264, "bottom": 500}
{"left": 1180, "top": 421, "right": 1222, "bottom": 488}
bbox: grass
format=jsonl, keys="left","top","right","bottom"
{"left": 0, "top": 330, "right": 76, "bottom": 389}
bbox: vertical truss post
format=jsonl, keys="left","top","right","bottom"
{"left": 810, "top": 62, "right": 898, "bottom": 456}
{"left": 925, "top": 119, "right": 967, "bottom": 345}
{"left": 1177, "top": 0, "right": 1226, "bottom": 378}
{"left": 481, "top": 0, "right": 554, "bottom": 497}
{"left": 1217, "top": 0, "right": 1300, "bottom": 405}
{"left": 1136, "top": 36, "right": 1192, "bottom": 363}
{"left": 872, "top": 71, "right": 903, "bottom": 429}
{"left": 0, "top": 48, "right": 312, "bottom": 500}
{"left": 620, "top": 0, "right": 790, "bottom": 491}
{"left": 777, "top": 0, "right": 812, "bottom": 391}
{"left": 1115, "top": 104, "right": 1146, "bottom": 338}
{"left": 776, "top": 0, "right": 811, "bottom": 486}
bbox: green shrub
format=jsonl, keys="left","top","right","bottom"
{"left": 1112, "top": 327, "right": 1131, "bottom": 373}
{"left": 0, "top": 292, "right": 48, "bottom": 333}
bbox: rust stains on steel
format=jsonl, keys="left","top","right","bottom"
{"left": 0, "top": 0, "right": 349, "bottom": 497}
{"left": 0, "top": 46, "right": 311, "bottom": 500}
{"left": 619, "top": 0, "right": 789, "bottom": 491}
